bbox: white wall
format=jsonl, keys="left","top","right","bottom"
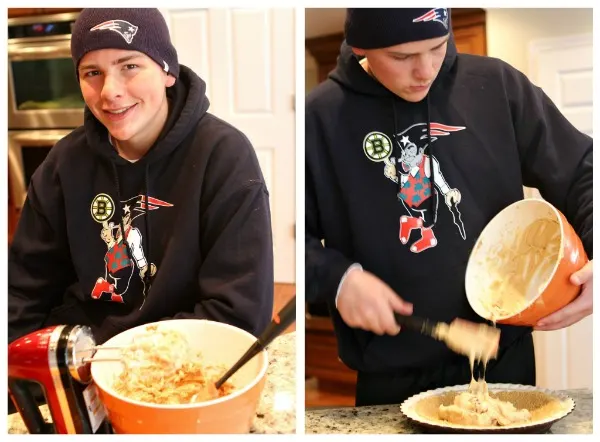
{"left": 486, "top": 8, "right": 593, "bottom": 77}
{"left": 486, "top": 8, "right": 592, "bottom": 200}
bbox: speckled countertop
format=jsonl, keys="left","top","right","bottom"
{"left": 306, "top": 388, "right": 591, "bottom": 434}
{"left": 8, "top": 332, "right": 296, "bottom": 434}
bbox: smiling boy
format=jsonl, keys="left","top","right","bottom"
{"left": 8, "top": 8, "right": 274, "bottom": 344}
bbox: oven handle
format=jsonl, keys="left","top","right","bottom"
{"left": 8, "top": 40, "right": 72, "bottom": 61}
{"left": 9, "top": 130, "right": 72, "bottom": 146}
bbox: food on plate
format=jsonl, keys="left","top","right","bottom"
{"left": 438, "top": 379, "right": 531, "bottom": 427}
{"left": 112, "top": 324, "right": 235, "bottom": 404}
{"left": 480, "top": 218, "right": 561, "bottom": 320}
{"left": 433, "top": 321, "right": 529, "bottom": 426}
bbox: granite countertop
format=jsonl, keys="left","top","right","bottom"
{"left": 306, "top": 388, "right": 592, "bottom": 434}
{"left": 8, "top": 332, "right": 296, "bottom": 434}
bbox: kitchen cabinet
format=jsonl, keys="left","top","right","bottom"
{"left": 305, "top": 316, "right": 357, "bottom": 385}
{"left": 8, "top": 8, "right": 82, "bottom": 18}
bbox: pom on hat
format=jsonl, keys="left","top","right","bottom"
{"left": 71, "top": 8, "right": 179, "bottom": 78}
{"left": 345, "top": 8, "right": 451, "bottom": 49}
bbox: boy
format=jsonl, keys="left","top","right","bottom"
{"left": 9, "top": 8, "right": 274, "bottom": 345}
{"left": 306, "top": 8, "right": 592, "bottom": 405}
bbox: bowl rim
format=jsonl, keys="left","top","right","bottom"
{"left": 90, "top": 319, "right": 269, "bottom": 409}
{"left": 400, "top": 382, "right": 575, "bottom": 432}
{"left": 465, "top": 198, "right": 565, "bottom": 321}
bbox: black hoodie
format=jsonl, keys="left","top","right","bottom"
{"left": 9, "top": 65, "right": 274, "bottom": 344}
{"left": 306, "top": 37, "right": 593, "bottom": 373}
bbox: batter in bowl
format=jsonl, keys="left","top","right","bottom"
{"left": 480, "top": 218, "right": 561, "bottom": 321}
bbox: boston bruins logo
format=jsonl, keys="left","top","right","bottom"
{"left": 91, "top": 193, "right": 115, "bottom": 222}
{"left": 363, "top": 131, "right": 392, "bottom": 162}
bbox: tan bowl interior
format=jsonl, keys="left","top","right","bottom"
{"left": 466, "top": 199, "right": 562, "bottom": 322}
{"left": 413, "top": 390, "right": 569, "bottom": 427}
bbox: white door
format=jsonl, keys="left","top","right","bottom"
{"left": 160, "top": 8, "right": 296, "bottom": 283}
{"left": 527, "top": 34, "right": 593, "bottom": 389}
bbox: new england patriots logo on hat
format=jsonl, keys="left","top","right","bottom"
{"left": 90, "top": 20, "right": 139, "bottom": 44}
{"left": 412, "top": 8, "right": 449, "bottom": 30}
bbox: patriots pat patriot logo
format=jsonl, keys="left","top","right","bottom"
{"left": 362, "top": 121, "right": 468, "bottom": 252}
{"left": 412, "top": 8, "right": 449, "bottom": 30}
{"left": 90, "top": 20, "right": 139, "bottom": 44}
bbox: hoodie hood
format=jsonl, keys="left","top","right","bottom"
{"left": 84, "top": 64, "right": 209, "bottom": 166}
{"left": 329, "top": 33, "right": 458, "bottom": 99}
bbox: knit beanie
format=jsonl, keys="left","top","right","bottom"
{"left": 345, "top": 8, "right": 451, "bottom": 49}
{"left": 71, "top": 8, "right": 179, "bottom": 78}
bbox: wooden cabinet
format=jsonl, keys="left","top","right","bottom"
{"left": 305, "top": 316, "right": 357, "bottom": 385}
{"left": 305, "top": 34, "right": 344, "bottom": 84}
{"left": 8, "top": 8, "right": 82, "bottom": 19}
{"left": 452, "top": 9, "right": 487, "bottom": 56}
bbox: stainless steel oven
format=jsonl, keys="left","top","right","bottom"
{"left": 8, "top": 12, "right": 84, "bottom": 130}
{"left": 8, "top": 129, "right": 74, "bottom": 211}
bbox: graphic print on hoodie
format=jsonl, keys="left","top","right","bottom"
{"left": 363, "top": 122, "right": 466, "bottom": 253}
{"left": 90, "top": 192, "right": 173, "bottom": 305}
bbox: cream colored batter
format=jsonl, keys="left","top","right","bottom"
{"left": 433, "top": 319, "right": 499, "bottom": 363}
{"left": 438, "top": 378, "right": 531, "bottom": 426}
{"left": 435, "top": 321, "right": 532, "bottom": 426}
{"left": 480, "top": 218, "right": 561, "bottom": 320}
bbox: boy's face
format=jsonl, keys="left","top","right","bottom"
{"left": 352, "top": 35, "right": 448, "bottom": 103}
{"left": 78, "top": 49, "right": 176, "bottom": 145}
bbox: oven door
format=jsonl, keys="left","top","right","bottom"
{"left": 8, "top": 129, "right": 73, "bottom": 211}
{"left": 8, "top": 38, "right": 85, "bottom": 129}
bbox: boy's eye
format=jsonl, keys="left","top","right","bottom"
{"left": 124, "top": 64, "right": 138, "bottom": 70}
{"left": 83, "top": 70, "right": 100, "bottom": 77}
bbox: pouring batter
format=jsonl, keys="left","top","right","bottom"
{"left": 435, "top": 320, "right": 531, "bottom": 427}
{"left": 432, "top": 319, "right": 500, "bottom": 363}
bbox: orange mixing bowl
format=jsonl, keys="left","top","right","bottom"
{"left": 90, "top": 319, "right": 268, "bottom": 434}
{"left": 465, "top": 199, "right": 588, "bottom": 326}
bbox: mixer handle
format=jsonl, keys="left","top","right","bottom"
{"left": 8, "top": 379, "right": 55, "bottom": 433}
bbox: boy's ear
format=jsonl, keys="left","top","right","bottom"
{"left": 166, "top": 74, "right": 176, "bottom": 87}
{"left": 351, "top": 46, "right": 366, "bottom": 57}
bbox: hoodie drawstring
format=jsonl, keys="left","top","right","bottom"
{"left": 111, "top": 162, "right": 154, "bottom": 302}
{"left": 391, "top": 99, "right": 402, "bottom": 198}
{"left": 425, "top": 95, "right": 435, "bottom": 227}
{"left": 111, "top": 163, "right": 129, "bottom": 266}
{"left": 391, "top": 95, "right": 436, "bottom": 228}
{"left": 143, "top": 165, "right": 153, "bottom": 292}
